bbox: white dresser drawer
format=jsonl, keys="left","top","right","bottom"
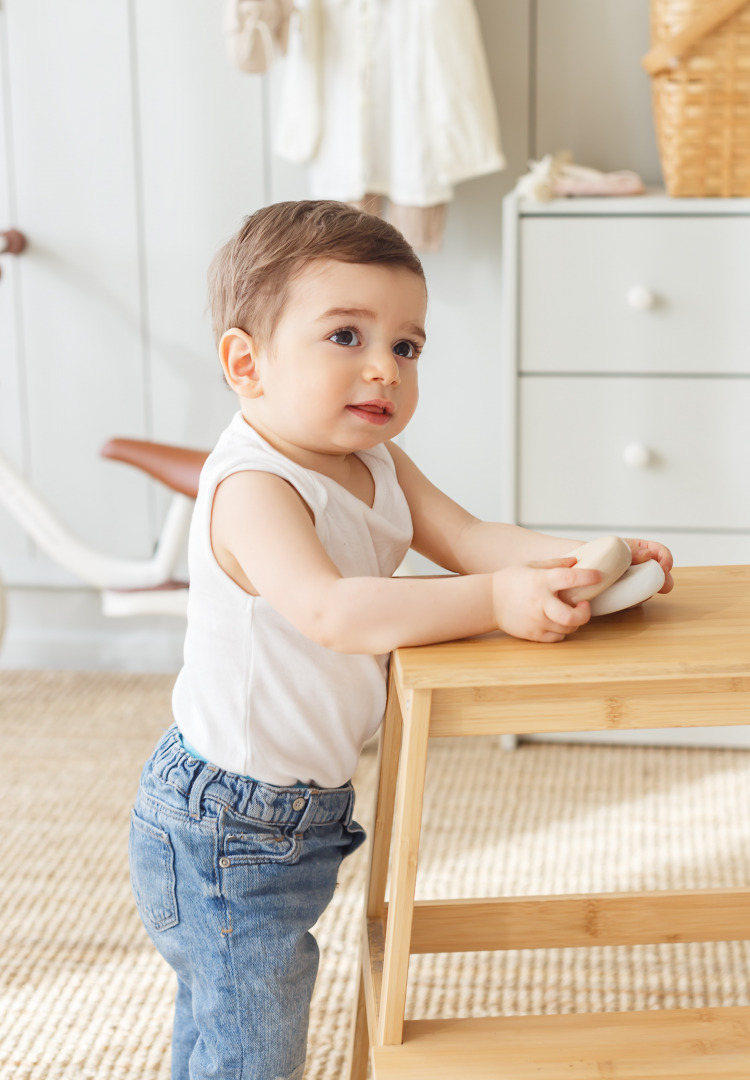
{"left": 521, "top": 527, "right": 750, "bottom": 568}
{"left": 519, "top": 216, "right": 750, "bottom": 376}
{"left": 518, "top": 376, "right": 750, "bottom": 530}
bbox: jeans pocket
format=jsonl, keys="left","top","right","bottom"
{"left": 129, "top": 810, "right": 180, "bottom": 932}
{"left": 223, "top": 818, "right": 301, "bottom": 866}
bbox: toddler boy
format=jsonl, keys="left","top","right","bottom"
{"left": 129, "top": 200, "right": 673, "bottom": 1080}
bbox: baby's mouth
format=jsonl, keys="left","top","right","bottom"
{"left": 347, "top": 400, "right": 394, "bottom": 425}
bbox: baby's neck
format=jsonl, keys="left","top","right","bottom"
{"left": 238, "top": 413, "right": 376, "bottom": 507}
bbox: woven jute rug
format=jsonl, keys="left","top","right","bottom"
{"left": 1, "top": 669, "right": 749, "bottom": 1079}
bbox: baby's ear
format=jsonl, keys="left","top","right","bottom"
{"left": 219, "top": 328, "right": 263, "bottom": 398}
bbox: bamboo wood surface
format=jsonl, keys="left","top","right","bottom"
{"left": 427, "top": 688, "right": 750, "bottom": 737}
{"left": 367, "top": 667, "right": 404, "bottom": 920}
{"left": 351, "top": 566, "right": 750, "bottom": 1076}
{"left": 401, "top": 888, "right": 750, "bottom": 954}
{"left": 363, "top": 915, "right": 385, "bottom": 1050}
{"left": 393, "top": 566, "right": 750, "bottom": 694}
{"left": 377, "top": 688, "right": 432, "bottom": 1046}
{"left": 370, "top": 1007, "right": 750, "bottom": 1079}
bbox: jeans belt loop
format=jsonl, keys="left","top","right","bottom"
{"left": 189, "top": 763, "right": 218, "bottom": 821}
{"left": 344, "top": 784, "right": 355, "bottom": 826}
{"left": 295, "top": 789, "right": 320, "bottom": 832}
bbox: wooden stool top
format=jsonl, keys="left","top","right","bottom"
{"left": 391, "top": 566, "right": 750, "bottom": 737}
{"left": 393, "top": 565, "right": 750, "bottom": 690}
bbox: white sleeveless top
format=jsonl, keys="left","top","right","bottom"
{"left": 172, "top": 412, "right": 413, "bottom": 787}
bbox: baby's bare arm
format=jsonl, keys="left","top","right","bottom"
{"left": 387, "top": 443, "right": 582, "bottom": 572}
{"left": 388, "top": 444, "right": 674, "bottom": 592}
{"left": 211, "top": 470, "right": 600, "bottom": 651}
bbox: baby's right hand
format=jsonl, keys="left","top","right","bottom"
{"left": 491, "top": 558, "right": 602, "bottom": 643}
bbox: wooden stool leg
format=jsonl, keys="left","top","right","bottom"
{"left": 350, "top": 665, "right": 405, "bottom": 1078}
{"left": 351, "top": 665, "right": 403, "bottom": 1078}
{"left": 367, "top": 665, "right": 405, "bottom": 919}
{"left": 377, "top": 687, "right": 432, "bottom": 1046}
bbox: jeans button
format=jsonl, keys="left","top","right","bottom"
{"left": 219, "top": 857, "right": 230, "bottom": 868}
{"left": 292, "top": 797, "right": 305, "bottom": 811}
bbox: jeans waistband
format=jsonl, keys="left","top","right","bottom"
{"left": 147, "top": 724, "right": 355, "bottom": 827}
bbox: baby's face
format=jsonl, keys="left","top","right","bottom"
{"left": 249, "top": 258, "right": 427, "bottom": 458}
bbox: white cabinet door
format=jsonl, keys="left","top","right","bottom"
{"left": 0, "top": 11, "right": 28, "bottom": 576}
{"left": 0, "top": 0, "right": 268, "bottom": 586}
{"left": 4, "top": 0, "right": 149, "bottom": 582}
{"left": 134, "top": 0, "right": 266, "bottom": 452}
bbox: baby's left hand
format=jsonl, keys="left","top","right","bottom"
{"left": 625, "top": 538, "right": 674, "bottom": 594}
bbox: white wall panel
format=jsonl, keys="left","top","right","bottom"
{"left": 4, "top": 0, "right": 150, "bottom": 579}
{"left": 535, "top": 0, "right": 662, "bottom": 183}
{"left": 268, "top": 65, "right": 309, "bottom": 204}
{"left": 0, "top": 4, "right": 29, "bottom": 573}
{"left": 400, "top": 0, "right": 530, "bottom": 528}
{"left": 134, "top": 0, "right": 268, "bottom": 455}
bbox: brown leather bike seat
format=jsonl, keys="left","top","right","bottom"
{"left": 100, "top": 438, "right": 208, "bottom": 498}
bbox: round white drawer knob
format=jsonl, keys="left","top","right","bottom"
{"left": 627, "top": 285, "right": 656, "bottom": 310}
{"left": 623, "top": 442, "right": 652, "bottom": 468}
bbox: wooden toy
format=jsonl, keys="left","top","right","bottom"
{"left": 590, "top": 558, "right": 666, "bottom": 616}
{"left": 559, "top": 536, "right": 632, "bottom": 605}
{"left": 560, "top": 535, "right": 665, "bottom": 616}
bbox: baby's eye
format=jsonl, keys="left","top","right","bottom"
{"left": 330, "top": 328, "right": 361, "bottom": 347}
{"left": 393, "top": 339, "right": 418, "bottom": 359}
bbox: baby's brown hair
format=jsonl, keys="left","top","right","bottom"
{"left": 208, "top": 200, "right": 425, "bottom": 349}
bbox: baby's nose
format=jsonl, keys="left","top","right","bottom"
{"left": 365, "top": 349, "right": 400, "bottom": 384}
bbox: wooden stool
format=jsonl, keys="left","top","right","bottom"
{"left": 348, "top": 565, "right": 750, "bottom": 1079}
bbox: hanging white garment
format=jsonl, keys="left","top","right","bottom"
{"left": 224, "top": 0, "right": 295, "bottom": 74}
{"left": 275, "top": 0, "right": 324, "bottom": 162}
{"left": 275, "top": 0, "right": 505, "bottom": 208}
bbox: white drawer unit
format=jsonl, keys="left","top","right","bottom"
{"left": 501, "top": 191, "right": 750, "bottom": 570}
{"left": 501, "top": 191, "right": 750, "bottom": 748}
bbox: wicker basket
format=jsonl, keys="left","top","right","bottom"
{"left": 643, "top": 0, "right": 750, "bottom": 196}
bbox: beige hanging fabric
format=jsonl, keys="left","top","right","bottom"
{"left": 642, "top": 0, "right": 750, "bottom": 196}
{"left": 349, "top": 195, "right": 449, "bottom": 254}
{"left": 224, "top": 0, "right": 295, "bottom": 74}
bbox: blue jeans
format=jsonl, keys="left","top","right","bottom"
{"left": 129, "top": 725, "right": 366, "bottom": 1080}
